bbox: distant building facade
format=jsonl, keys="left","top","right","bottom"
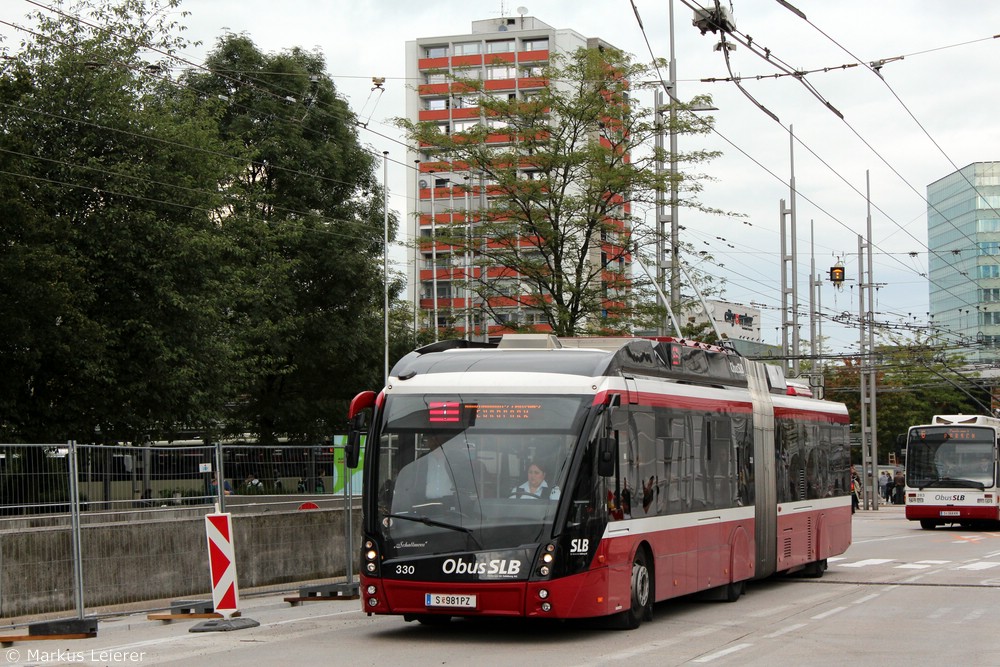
{"left": 404, "top": 16, "right": 626, "bottom": 339}
{"left": 927, "top": 161, "right": 1000, "bottom": 364}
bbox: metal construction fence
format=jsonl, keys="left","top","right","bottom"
{"left": 0, "top": 441, "right": 362, "bottom": 627}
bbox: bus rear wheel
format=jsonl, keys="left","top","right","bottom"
{"left": 919, "top": 520, "right": 937, "bottom": 530}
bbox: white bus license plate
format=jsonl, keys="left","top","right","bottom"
{"left": 425, "top": 593, "right": 477, "bottom": 609}
{"left": 940, "top": 510, "right": 961, "bottom": 516}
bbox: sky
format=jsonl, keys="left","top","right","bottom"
{"left": 5, "top": 0, "right": 1000, "bottom": 355}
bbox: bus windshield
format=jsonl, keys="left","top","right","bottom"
{"left": 906, "top": 426, "right": 996, "bottom": 489}
{"left": 373, "top": 394, "right": 590, "bottom": 557}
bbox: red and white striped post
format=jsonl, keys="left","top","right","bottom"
{"left": 205, "top": 513, "right": 239, "bottom": 618}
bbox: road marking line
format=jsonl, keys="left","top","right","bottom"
{"left": 763, "top": 622, "right": 807, "bottom": 638}
{"left": 746, "top": 604, "right": 792, "bottom": 618}
{"left": 853, "top": 593, "right": 880, "bottom": 604}
{"left": 840, "top": 558, "right": 893, "bottom": 567}
{"left": 956, "top": 561, "right": 1000, "bottom": 570}
{"left": 692, "top": 643, "right": 753, "bottom": 663}
{"left": 596, "top": 639, "right": 679, "bottom": 662}
{"left": 928, "top": 607, "right": 952, "bottom": 619}
{"left": 810, "top": 606, "right": 846, "bottom": 620}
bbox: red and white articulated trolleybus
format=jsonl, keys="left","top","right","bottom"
{"left": 345, "top": 334, "right": 852, "bottom": 628}
{"left": 904, "top": 414, "right": 1000, "bottom": 530}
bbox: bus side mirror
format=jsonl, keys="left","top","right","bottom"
{"left": 345, "top": 412, "right": 366, "bottom": 469}
{"left": 894, "top": 433, "right": 906, "bottom": 464}
{"left": 346, "top": 390, "right": 376, "bottom": 469}
{"left": 597, "top": 436, "right": 616, "bottom": 477}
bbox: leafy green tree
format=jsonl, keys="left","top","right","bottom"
{"left": 824, "top": 332, "right": 986, "bottom": 463}
{"left": 184, "top": 34, "right": 398, "bottom": 443}
{"left": 399, "top": 47, "right": 723, "bottom": 337}
{"left": 0, "top": 0, "right": 236, "bottom": 443}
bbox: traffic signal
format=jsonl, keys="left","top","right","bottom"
{"left": 829, "top": 261, "right": 845, "bottom": 288}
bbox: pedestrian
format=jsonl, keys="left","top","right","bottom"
{"left": 878, "top": 471, "right": 889, "bottom": 502}
{"left": 245, "top": 473, "right": 264, "bottom": 493}
{"left": 210, "top": 475, "right": 233, "bottom": 496}
{"left": 851, "top": 473, "right": 860, "bottom": 513}
{"left": 893, "top": 469, "right": 905, "bottom": 504}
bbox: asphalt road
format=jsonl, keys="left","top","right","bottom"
{"left": 4, "top": 505, "right": 998, "bottom": 667}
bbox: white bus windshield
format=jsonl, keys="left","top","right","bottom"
{"left": 373, "top": 394, "right": 590, "bottom": 556}
{"left": 906, "top": 426, "right": 996, "bottom": 489}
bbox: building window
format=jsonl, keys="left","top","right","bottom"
{"left": 454, "top": 67, "right": 482, "bottom": 81}
{"left": 453, "top": 119, "right": 480, "bottom": 132}
{"left": 486, "top": 40, "right": 514, "bottom": 53}
{"left": 978, "top": 218, "right": 1000, "bottom": 233}
{"left": 454, "top": 95, "right": 478, "bottom": 109}
{"left": 980, "top": 288, "right": 1000, "bottom": 302}
{"left": 486, "top": 65, "right": 517, "bottom": 80}
{"left": 979, "top": 264, "right": 1000, "bottom": 279}
{"left": 520, "top": 65, "right": 544, "bottom": 77}
{"left": 522, "top": 38, "right": 549, "bottom": 51}
{"left": 454, "top": 41, "right": 481, "bottom": 55}
{"left": 979, "top": 242, "right": 1000, "bottom": 256}
{"left": 426, "top": 72, "right": 447, "bottom": 85}
{"left": 425, "top": 45, "right": 448, "bottom": 58}
{"left": 426, "top": 98, "right": 448, "bottom": 110}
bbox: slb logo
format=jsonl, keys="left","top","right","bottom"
{"left": 570, "top": 538, "right": 589, "bottom": 554}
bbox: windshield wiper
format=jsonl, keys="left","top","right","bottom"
{"left": 918, "top": 478, "right": 986, "bottom": 491}
{"left": 387, "top": 513, "right": 483, "bottom": 549}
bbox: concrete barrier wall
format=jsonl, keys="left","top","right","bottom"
{"left": 0, "top": 505, "right": 362, "bottom": 619}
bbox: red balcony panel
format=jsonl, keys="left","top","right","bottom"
{"left": 485, "top": 266, "right": 521, "bottom": 279}
{"left": 419, "top": 109, "right": 451, "bottom": 121}
{"left": 420, "top": 161, "right": 451, "bottom": 173}
{"left": 418, "top": 57, "right": 450, "bottom": 70}
{"left": 484, "top": 79, "right": 517, "bottom": 91}
{"left": 451, "top": 54, "right": 484, "bottom": 67}
{"left": 518, "top": 49, "right": 549, "bottom": 62}
{"left": 485, "top": 52, "right": 516, "bottom": 64}
{"left": 518, "top": 76, "right": 548, "bottom": 89}
{"left": 452, "top": 81, "right": 480, "bottom": 95}
{"left": 419, "top": 83, "right": 452, "bottom": 96}
{"left": 451, "top": 108, "right": 480, "bottom": 119}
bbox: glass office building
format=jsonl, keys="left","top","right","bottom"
{"left": 928, "top": 162, "right": 1000, "bottom": 364}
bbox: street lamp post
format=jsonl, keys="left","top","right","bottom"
{"left": 383, "top": 151, "right": 389, "bottom": 385}
{"left": 668, "top": 0, "right": 680, "bottom": 314}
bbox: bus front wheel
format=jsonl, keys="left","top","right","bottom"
{"left": 614, "top": 548, "right": 653, "bottom": 629}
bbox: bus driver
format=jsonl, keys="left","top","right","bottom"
{"left": 510, "top": 462, "right": 560, "bottom": 500}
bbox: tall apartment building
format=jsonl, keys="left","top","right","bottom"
{"left": 927, "top": 161, "right": 1000, "bottom": 364}
{"left": 404, "top": 16, "right": 626, "bottom": 340}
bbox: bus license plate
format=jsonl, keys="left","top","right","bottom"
{"left": 940, "top": 510, "right": 961, "bottom": 516}
{"left": 425, "top": 593, "right": 477, "bottom": 609}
